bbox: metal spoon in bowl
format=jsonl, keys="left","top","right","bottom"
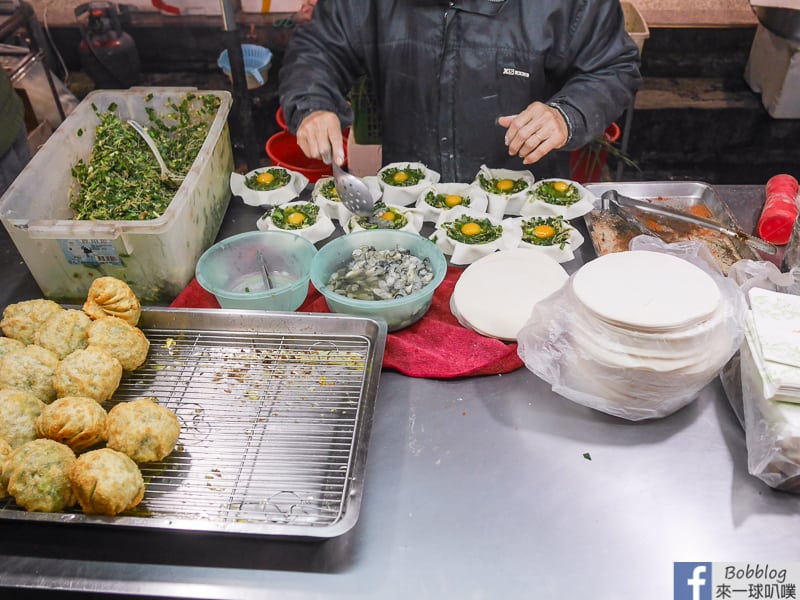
{"left": 127, "top": 119, "right": 185, "bottom": 185}
{"left": 256, "top": 249, "right": 273, "bottom": 290}
{"left": 324, "top": 151, "right": 375, "bottom": 217}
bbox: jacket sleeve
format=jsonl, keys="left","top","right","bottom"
{"left": 277, "top": 2, "right": 367, "bottom": 134}
{"left": 545, "top": 0, "right": 642, "bottom": 150}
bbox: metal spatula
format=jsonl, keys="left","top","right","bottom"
{"left": 325, "top": 152, "right": 375, "bottom": 217}
{"left": 601, "top": 189, "right": 778, "bottom": 255}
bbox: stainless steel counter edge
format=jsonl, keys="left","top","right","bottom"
{"left": 2, "top": 185, "right": 798, "bottom": 600}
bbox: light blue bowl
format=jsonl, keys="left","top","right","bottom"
{"left": 217, "top": 44, "right": 273, "bottom": 88}
{"left": 310, "top": 230, "right": 447, "bottom": 331}
{"left": 196, "top": 230, "right": 316, "bottom": 311}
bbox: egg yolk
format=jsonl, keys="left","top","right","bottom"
{"left": 380, "top": 210, "right": 397, "bottom": 221}
{"left": 444, "top": 195, "right": 464, "bottom": 207}
{"left": 552, "top": 181, "right": 570, "bottom": 193}
{"left": 256, "top": 172, "right": 275, "bottom": 185}
{"left": 496, "top": 179, "right": 515, "bottom": 192}
{"left": 532, "top": 224, "right": 556, "bottom": 239}
{"left": 460, "top": 222, "right": 483, "bottom": 237}
{"left": 287, "top": 212, "right": 306, "bottom": 226}
{"left": 393, "top": 171, "right": 410, "bottom": 184}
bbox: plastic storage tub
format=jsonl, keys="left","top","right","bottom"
{"left": 0, "top": 87, "right": 233, "bottom": 304}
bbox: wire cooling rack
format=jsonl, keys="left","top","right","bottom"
{"left": 0, "top": 308, "right": 387, "bottom": 539}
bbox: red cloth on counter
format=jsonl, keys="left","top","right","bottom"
{"left": 170, "top": 266, "right": 524, "bottom": 379}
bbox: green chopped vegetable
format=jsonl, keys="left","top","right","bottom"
{"left": 443, "top": 214, "right": 503, "bottom": 244}
{"left": 380, "top": 165, "right": 425, "bottom": 187}
{"left": 478, "top": 174, "right": 528, "bottom": 195}
{"left": 355, "top": 203, "right": 408, "bottom": 230}
{"left": 583, "top": 452, "right": 592, "bottom": 461}
{"left": 319, "top": 179, "right": 340, "bottom": 201}
{"left": 245, "top": 167, "right": 291, "bottom": 191}
{"left": 424, "top": 191, "right": 470, "bottom": 209}
{"left": 271, "top": 203, "right": 319, "bottom": 230}
{"left": 533, "top": 180, "right": 581, "bottom": 206}
{"left": 520, "top": 216, "right": 573, "bottom": 249}
{"left": 69, "top": 93, "right": 221, "bottom": 221}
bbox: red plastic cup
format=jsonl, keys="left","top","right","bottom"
{"left": 757, "top": 174, "right": 800, "bottom": 245}
{"left": 766, "top": 174, "right": 799, "bottom": 198}
{"left": 758, "top": 208, "right": 797, "bottom": 245}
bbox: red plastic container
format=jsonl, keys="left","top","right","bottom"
{"left": 275, "top": 106, "right": 287, "bottom": 130}
{"left": 766, "top": 174, "right": 799, "bottom": 197}
{"left": 265, "top": 130, "right": 348, "bottom": 183}
{"left": 569, "top": 122, "right": 621, "bottom": 184}
{"left": 757, "top": 174, "right": 799, "bottom": 245}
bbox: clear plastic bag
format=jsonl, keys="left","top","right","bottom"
{"left": 516, "top": 236, "right": 747, "bottom": 421}
{"left": 721, "top": 257, "right": 800, "bottom": 492}
{"left": 727, "top": 259, "right": 800, "bottom": 300}
{"left": 738, "top": 339, "right": 800, "bottom": 492}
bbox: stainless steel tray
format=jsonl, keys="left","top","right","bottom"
{"left": 583, "top": 181, "right": 759, "bottom": 271}
{"left": 0, "top": 308, "right": 387, "bottom": 539}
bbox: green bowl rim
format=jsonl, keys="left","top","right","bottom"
{"left": 310, "top": 230, "right": 447, "bottom": 309}
{"left": 196, "top": 230, "right": 317, "bottom": 300}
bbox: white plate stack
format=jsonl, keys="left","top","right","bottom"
{"left": 566, "top": 250, "right": 735, "bottom": 419}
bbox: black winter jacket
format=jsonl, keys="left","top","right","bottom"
{"left": 279, "top": 0, "right": 641, "bottom": 183}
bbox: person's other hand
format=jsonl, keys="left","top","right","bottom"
{"left": 498, "top": 102, "right": 569, "bottom": 165}
{"left": 296, "top": 110, "right": 345, "bottom": 165}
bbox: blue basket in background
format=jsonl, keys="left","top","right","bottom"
{"left": 217, "top": 44, "right": 273, "bottom": 89}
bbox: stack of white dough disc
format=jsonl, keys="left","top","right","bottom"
{"left": 451, "top": 250, "right": 569, "bottom": 341}
{"left": 567, "top": 250, "right": 731, "bottom": 408}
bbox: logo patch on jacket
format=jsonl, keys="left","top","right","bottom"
{"left": 502, "top": 67, "right": 530, "bottom": 79}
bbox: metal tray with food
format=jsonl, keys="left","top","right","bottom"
{"left": 583, "top": 181, "right": 759, "bottom": 273}
{"left": 0, "top": 308, "right": 387, "bottom": 539}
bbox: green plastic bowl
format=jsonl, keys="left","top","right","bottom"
{"left": 196, "top": 230, "right": 316, "bottom": 311}
{"left": 310, "top": 230, "right": 447, "bottom": 331}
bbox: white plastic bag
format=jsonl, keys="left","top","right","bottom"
{"left": 516, "top": 237, "right": 747, "bottom": 421}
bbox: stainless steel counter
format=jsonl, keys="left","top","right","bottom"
{"left": 2, "top": 185, "right": 798, "bottom": 600}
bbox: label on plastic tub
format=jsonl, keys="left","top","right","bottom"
{"left": 59, "top": 239, "right": 122, "bottom": 266}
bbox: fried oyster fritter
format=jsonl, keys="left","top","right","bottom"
{"left": 105, "top": 398, "right": 181, "bottom": 463}
{"left": 0, "top": 299, "right": 64, "bottom": 345}
{"left": 69, "top": 448, "right": 145, "bottom": 515}
{"left": 0, "top": 344, "right": 60, "bottom": 404}
{"left": 35, "top": 396, "right": 108, "bottom": 452}
{"left": 3, "top": 439, "right": 77, "bottom": 512}
{"left": 0, "top": 437, "right": 12, "bottom": 498}
{"left": 87, "top": 316, "right": 150, "bottom": 371}
{"left": 0, "top": 337, "right": 25, "bottom": 360}
{"left": 34, "top": 308, "right": 92, "bottom": 359}
{"left": 0, "top": 388, "right": 46, "bottom": 448}
{"left": 83, "top": 276, "right": 141, "bottom": 327}
{"left": 53, "top": 346, "right": 122, "bottom": 403}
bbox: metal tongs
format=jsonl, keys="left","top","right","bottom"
{"left": 601, "top": 189, "right": 778, "bottom": 255}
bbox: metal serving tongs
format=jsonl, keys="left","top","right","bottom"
{"left": 600, "top": 189, "right": 778, "bottom": 255}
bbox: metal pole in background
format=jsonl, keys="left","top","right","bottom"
{"left": 219, "top": 0, "right": 260, "bottom": 170}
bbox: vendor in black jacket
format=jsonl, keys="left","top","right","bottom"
{"left": 279, "top": 0, "right": 641, "bottom": 183}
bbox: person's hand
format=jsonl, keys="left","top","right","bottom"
{"left": 296, "top": 110, "right": 345, "bottom": 165}
{"left": 498, "top": 102, "right": 569, "bottom": 165}
{"left": 295, "top": 0, "right": 317, "bottom": 23}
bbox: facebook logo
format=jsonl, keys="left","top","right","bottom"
{"left": 674, "top": 563, "right": 712, "bottom": 600}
